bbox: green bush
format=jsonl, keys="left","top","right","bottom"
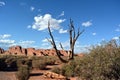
{"left": 16, "top": 65, "right": 30, "bottom": 80}
{"left": 57, "top": 40, "right": 120, "bottom": 79}
{"left": 57, "top": 60, "right": 78, "bottom": 77}
{"left": 32, "top": 59, "right": 46, "bottom": 70}
{"left": 76, "top": 40, "right": 120, "bottom": 80}
{"left": 51, "top": 67, "right": 61, "bottom": 74}
{"left": 44, "top": 56, "right": 56, "bottom": 65}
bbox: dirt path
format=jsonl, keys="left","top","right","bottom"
{"left": 29, "top": 64, "right": 78, "bottom": 80}
{"left": 0, "top": 64, "right": 77, "bottom": 80}
{"left": 29, "top": 64, "right": 60, "bottom": 80}
{"left": 0, "top": 72, "right": 17, "bottom": 80}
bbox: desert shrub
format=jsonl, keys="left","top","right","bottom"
{"left": 44, "top": 56, "right": 56, "bottom": 65}
{"left": 0, "top": 55, "right": 18, "bottom": 70}
{"left": 17, "top": 58, "right": 27, "bottom": 68}
{"left": 5, "top": 57, "right": 17, "bottom": 69}
{"left": 57, "top": 40, "right": 120, "bottom": 79}
{"left": 76, "top": 40, "right": 120, "bottom": 80}
{"left": 60, "top": 60, "right": 77, "bottom": 77}
{"left": 24, "top": 59, "right": 32, "bottom": 69}
{"left": 51, "top": 67, "right": 61, "bottom": 74}
{"left": 16, "top": 65, "right": 30, "bottom": 80}
{"left": 17, "top": 58, "right": 32, "bottom": 70}
{"left": 32, "top": 59, "right": 46, "bottom": 70}
{"left": 0, "top": 58, "right": 7, "bottom": 70}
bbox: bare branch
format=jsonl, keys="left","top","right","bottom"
{"left": 46, "top": 37, "right": 54, "bottom": 48}
{"left": 60, "top": 42, "right": 64, "bottom": 50}
{"left": 48, "top": 21, "right": 68, "bottom": 63}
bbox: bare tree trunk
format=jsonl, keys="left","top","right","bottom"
{"left": 47, "top": 22, "right": 68, "bottom": 63}
{"left": 47, "top": 19, "right": 84, "bottom": 62}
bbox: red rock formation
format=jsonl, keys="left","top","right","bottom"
{"left": 7, "top": 46, "right": 23, "bottom": 55}
{"left": 2, "top": 46, "right": 68, "bottom": 56}
{"left": 0, "top": 47, "right": 4, "bottom": 54}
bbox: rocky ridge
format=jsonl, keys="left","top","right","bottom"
{"left": 0, "top": 46, "right": 68, "bottom": 56}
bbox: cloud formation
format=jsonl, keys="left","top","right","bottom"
{"left": 42, "top": 38, "right": 50, "bottom": 42}
{"left": 58, "top": 11, "right": 64, "bottom": 17}
{"left": 0, "top": 39, "right": 15, "bottom": 44}
{"left": 0, "top": 1, "right": 5, "bottom": 6}
{"left": 59, "top": 29, "right": 67, "bottom": 33}
{"left": 0, "top": 34, "right": 36, "bottom": 48}
{"left": 31, "top": 14, "right": 66, "bottom": 31}
{"left": 82, "top": 21, "right": 92, "bottom": 27}
{"left": 0, "top": 34, "right": 11, "bottom": 39}
{"left": 19, "top": 40, "right": 35, "bottom": 44}
{"left": 112, "top": 37, "right": 119, "bottom": 40}
{"left": 0, "top": 39, "right": 15, "bottom": 48}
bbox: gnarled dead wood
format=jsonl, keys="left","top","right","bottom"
{"left": 47, "top": 19, "right": 84, "bottom": 62}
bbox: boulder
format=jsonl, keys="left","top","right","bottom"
{"left": 44, "top": 71, "right": 67, "bottom": 80}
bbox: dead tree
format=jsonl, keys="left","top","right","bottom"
{"left": 47, "top": 19, "right": 84, "bottom": 62}
{"left": 68, "top": 19, "right": 84, "bottom": 60}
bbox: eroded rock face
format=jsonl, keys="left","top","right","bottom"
{"left": 3, "top": 46, "right": 68, "bottom": 56}
{"left": 0, "top": 48, "right": 4, "bottom": 54}
{"left": 8, "top": 46, "right": 22, "bottom": 55}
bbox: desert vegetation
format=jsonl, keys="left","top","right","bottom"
{"left": 0, "top": 39, "right": 120, "bottom": 80}
{"left": 51, "top": 39, "right": 120, "bottom": 80}
{"left": 0, "top": 20, "right": 120, "bottom": 80}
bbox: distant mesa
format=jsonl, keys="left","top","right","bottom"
{"left": 0, "top": 46, "right": 68, "bottom": 56}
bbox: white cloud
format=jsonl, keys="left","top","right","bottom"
{"left": 58, "top": 11, "right": 64, "bottom": 17}
{"left": 112, "top": 37, "right": 119, "bottom": 40}
{"left": 92, "top": 32, "right": 96, "bottom": 36}
{"left": 41, "top": 40, "right": 52, "bottom": 49}
{"left": 18, "top": 40, "right": 35, "bottom": 48}
{"left": 42, "top": 38, "right": 51, "bottom": 42}
{"left": 0, "top": 1, "right": 5, "bottom": 6}
{"left": 0, "top": 39, "right": 15, "bottom": 44}
{"left": 19, "top": 40, "right": 35, "bottom": 44}
{"left": 30, "top": 6, "right": 35, "bottom": 11}
{"left": 82, "top": 21, "right": 92, "bottom": 27}
{"left": 0, "top": 39, "right": 15, "bottom": 48}
{"left": 60, "top": 41, "right": 90, "bottom": 53}
{"left": 30, "top": 14, "right": 66, "bottom": 31}
{"left": 0, "top": 34, "right": 11, "bottom": 39}
{"left": 59, "top": 29, "right": 67, "bottom": 33}
{"left": 41, "top": 38, "right": 89, "bottom": 53}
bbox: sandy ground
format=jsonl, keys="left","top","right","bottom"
{"left": 0, "top": 72, "right": 17, "bottom": 80}
{"left": 0, "top": 65, "right": 78, "bottom": 80}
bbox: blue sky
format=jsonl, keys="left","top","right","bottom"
{"left": 0, "top": 0, "right": 120, "bottom": 53}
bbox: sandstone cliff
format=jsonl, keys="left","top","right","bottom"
{"left": 2, "top": 46, "right": 68, "bottom": 56}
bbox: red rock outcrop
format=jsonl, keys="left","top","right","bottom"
{"left": 3, "top": 46, "right": 68, "bottom": 56}
{"left": 7, "top": 46, "right": 23, "bottom": 55}
{"left": 0, "top": 47, "right": 4, "bottom": 54}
